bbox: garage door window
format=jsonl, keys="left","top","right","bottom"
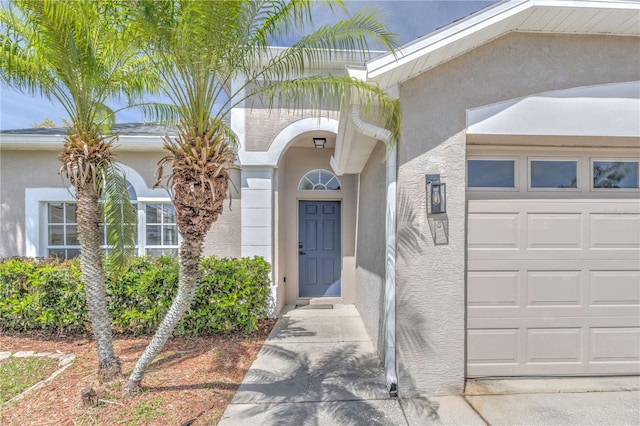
{"left": 530, "top": 159, "right": 578, "bottom": 189}
{"left": 593, "top": 160, "right": 639, "bottom": 189}
{"left": 467, "top": 159, "right": 515, "bottom": 188}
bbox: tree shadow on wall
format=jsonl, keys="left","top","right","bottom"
{"left": 394, "top": 188, "right": 441, "bottom": 420}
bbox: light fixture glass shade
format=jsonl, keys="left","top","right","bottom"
{"left": 313, "top": 137, "right": 326, "bottom": 149}
{"left": 426, "top": 174, "right": 446, "bottom": 214}
{"left": 430, "top": 182, "right": 446, "bottom": 213}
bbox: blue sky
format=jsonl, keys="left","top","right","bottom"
{"left": 0, "top": 1, "right": 495, "bottom": 130}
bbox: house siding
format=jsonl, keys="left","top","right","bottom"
{"left": 244, "top": 108, "right": 339, "bottom": 152}
{"left": 0, "top": 150, "right": 62, "bottom": 257}
{"left": 202, "top": 167, "right": 242, "bottom": 258}
{"left": 354, "top": 141, "right": 387, "bottom": 357}
{"left": 395, "top": 32, "right": 640, "bottom": 397}
{"left": 0, "top": 149, "right": 241, "bottom": 259}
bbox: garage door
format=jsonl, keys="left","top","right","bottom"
{"left": 466, "top": 153, "right": 640, "bottom": 377}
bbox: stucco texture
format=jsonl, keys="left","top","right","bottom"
{"left": 245, "top": 108, "right": 339, "bottom": 152}
{"left": 202, "top": 167, "right": 241, "bottom": 258}
{"left": 1, "top": 150, "right": 62, "bottom": 257}
{"left": 0, "top": 149, "right": 241, "bottom": 258}
{"left": 393, "top": 32, "right": 640, "bottom": 397}
{"left": 353, "top": 141, "right": 387, "bottom": 357}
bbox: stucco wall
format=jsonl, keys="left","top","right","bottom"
{"left": 277, "top": 146, "right": 357, "bottom": 305}
{"left": 245, "top": 109, "right": 339, "bottom": 152}
{"left": 354, "top": 141, "right": 387, "bottom": 356}
{"left": 0, "top": 150, "right": 62, "bottom": 257}
{"left": 395, "top": 32, "right": 640, "bottom": 397}
{"left": 0, "top": 148, "right": 240, "bottom": 258}
{"left": 202, "top": 167, "right": 242, "bottom": 258}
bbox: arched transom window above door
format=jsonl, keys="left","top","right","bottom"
{"left": 298, "top": 169, "right": 341, "bottom": 191}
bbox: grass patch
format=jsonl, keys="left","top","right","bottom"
{"left": 0, "top": 357, "right": 60, "bottom": 406}
{"left": 128, "top": 397, "right": 165, "bottom": 424}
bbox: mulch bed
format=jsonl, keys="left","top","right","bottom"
{"left": 0, "top": 319, "right": 275, "bottom": 425}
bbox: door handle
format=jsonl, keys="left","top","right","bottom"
{"left": 299, "top": 251, "right": 306, "bottom": 255}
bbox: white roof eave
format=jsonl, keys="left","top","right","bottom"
{"left": 467, "top": 81, "right": 640, "bottom": 138}
{"left": 366, "top": 0, "right": 640, "bottom": 89}
{"left": 0, "top": 134, "right": 165, "bottom": 151}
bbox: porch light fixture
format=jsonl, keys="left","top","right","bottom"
{"left": 313, "top": 137, "right": 326, "bottom": 149}
{"left": 426, "top": 174, "right": 446, "bottom": 214}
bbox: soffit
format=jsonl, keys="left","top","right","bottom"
{"left": 467, "top": 81, "right": 640, "bottom": 138}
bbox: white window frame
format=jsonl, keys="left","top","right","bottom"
{"left": 26, "top": 164, "right": 176, "bottom": 258}
{"left": 138, "top": 198, "right": 180, "bottom": 256}
{"left": 298, "top": 169, "right": 342, "bottom": 191}
{"left": 527, "top": 157, "right": 581, "bottom": 192}
{"left": 39, "top": 199, "right": 179, "bottom": 259}
{"left": 466, "top": 156, "right": 519, "bottom": 191}
{"left": 45, "top": 201, "right": 81, "bottom": 259}
{"left": 590, "top": 157, "right": 640, "bottom": 192}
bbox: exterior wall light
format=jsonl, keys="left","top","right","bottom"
{"left": 313, "top": 137, "right": 326, "bottom": 149}
{"left": 426, "top": 174, "right": 446, "bottom": 214}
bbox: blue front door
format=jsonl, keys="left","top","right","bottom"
{"left": 298, "top": 200, "right": 341, "bottom": 297}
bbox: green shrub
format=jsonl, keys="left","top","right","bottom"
{"left": 0, "top": 256, "right": 271, "bottom": 336}
{"left": 0, "top": 258, "right": 87, "bottom": 333}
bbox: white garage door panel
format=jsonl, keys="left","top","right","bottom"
{"left": 467, "top": 199, "right": 640, "bottom": 377}
{"left": 468, "top": 327, "right": 640, "bottom": 376}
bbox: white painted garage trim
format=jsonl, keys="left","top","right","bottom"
{"left": 467, "top": 147, "right": 640, "bottom": 378}
{"left": 467, "top": 81, "right": 640, "bottom": 138}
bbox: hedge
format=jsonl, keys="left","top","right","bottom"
{"left": 0, "top": 255, "right": 271, "bottom": 336}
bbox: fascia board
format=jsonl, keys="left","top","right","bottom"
{"left": 366, "top": 0, "right": 531, "bottom": 79}
{"left": 366, "top": 0, "right": 640, "bottom": 87}
{"left": 330, "top": 108, "right": 356, "bottom": 176}
{"left": 0, "top": 134, "right": 165, "bottom": 151}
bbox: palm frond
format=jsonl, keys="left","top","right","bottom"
{"left": 100, "top": 165, "right": 137, "bottom": 278}
{"left": 256, "top": 74, "right": 402, "bottom": 144}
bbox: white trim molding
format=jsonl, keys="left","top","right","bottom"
{"left": 25, "top": 162, "right": 170, "bottom": 257}
{"left": 25, "top": 188, "right": 74, "bottom": 257}
{"left": 237, "top": 117, "right": 338, "bottom": 166}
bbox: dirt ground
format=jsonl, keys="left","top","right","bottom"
{"left": 0, "top": 319, "right": 275, "bottom": 425}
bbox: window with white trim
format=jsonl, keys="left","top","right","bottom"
{"left": 47, "top": 202, "right": 80, "bottom": 259}
{"left": 298, "top": 169, "right": 341, "bottom": 190}
{"left": 467, "top": 159, "right": 516, "bottom": 189}
{"left": 46, "top": 200, "right": 179, "bottom": 259}
{"left": 144, "top": 203, "right": 179, "bottom": 256}
{"left": 592, "top": 160, "right": 639, "bottom": 189}
{"left": 529, "top": 159, "right": 579, "bottom": 190}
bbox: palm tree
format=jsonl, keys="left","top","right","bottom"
{"left": 125, "top": 0, "right": 401, "bottom": 393}
{"left": 0, "top": 0, "right": 172, "bottom": 382}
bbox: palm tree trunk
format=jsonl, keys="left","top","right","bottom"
{"left": 76, "top": 186, "right": 121, "bottom": 382}
{"left": 124, "top": 237, "right": 201, "bottom": 394}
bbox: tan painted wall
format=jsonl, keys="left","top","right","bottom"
{"left": 276, "top": 146, "right": 357, "bottom": 306}
{"left": 392, "top": 32, "right": 640, "bottom": 397}
{"left": 202, "top": 167, "right": 242, "bottom": 258}
{"left": 1, "top": 150, "right": 63, "bottom": 257}
{"left": 0, "top": 149, "right": 240, "bottom": 258}
{"left": 245, "top": 108, "right": 339, "bottom": 152}
{"left": 354, "top": 141, "right": 387, "bottom": 355}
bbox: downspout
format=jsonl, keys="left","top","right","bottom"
{"left": 349, "top": 105, "right": 398, "bottom": 397}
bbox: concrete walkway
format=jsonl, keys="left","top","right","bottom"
{"left": 219, "top": 304, "right": 640, "bottom": 425}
